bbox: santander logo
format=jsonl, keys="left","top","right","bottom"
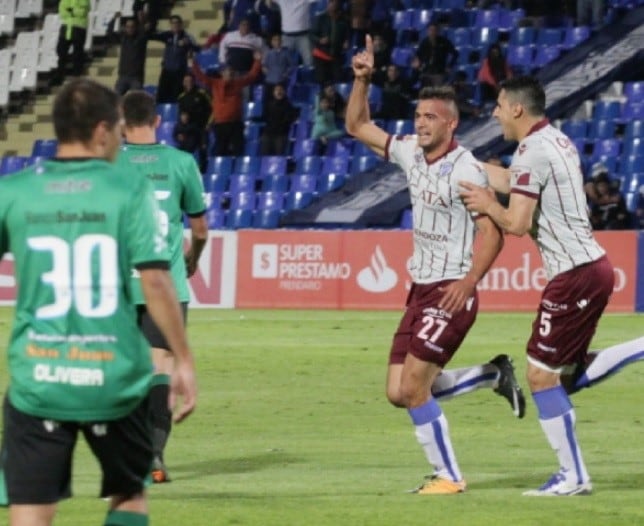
{"left": 357, "top": 245, "right": 398, "bottom": 293}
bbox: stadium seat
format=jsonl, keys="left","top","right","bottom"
{"left": 587, "top": 119, "right": 616, "bottom": 140}
{"left": 621, "top": 172, "right": 644, "bottom": 194}
{"left": 295, "top": 155, "right": 322, "bottom": 175}
{"left": 207, "top": 156, "right": 233, "bottom": 177}
{"left": 206, "top": 207, "right": 226, "bottom": 229}
{"left": 233, "top": 156, "right": 261, "bottom": 175}
{"left": 157, "top": 122, "right": 177, "bottom": 146}
{"left": 262, "top": 174, "right": 289, "bottom": 192}
{"left": 623, "top": 81, "right": 644, "bottom": 102}
{"left": 536, "top": 28, "right": 563, "bottom": 47}
{"left": 207, "top": 172, "right": 229, "bottom": 193}
{"left": 354, "top": 142, "right": 376, "bottom": 157}
{"left": 450, "top": 27, "right": 471, "bottom": 47}
{"left": 386, "top": 119, "right": 414, "bottom": 135}
{"left": 624, "top": 120, "right": 644, "bottom": 142}
{"left": 292, "top": 138, "right": 320, "bottom": 158}
{"left": 592, "top": 100, "right": 622, "bottom": 121}
{"left": 507, "top": 45, "right": 535, "bottom": 75}
{"left": 317, "top": 173, "right": 346, "bottom": 193}
{"left": 509, "top": 27, "right": 536, "bottom": 46}
{"left": 618, "top": 155, "right": 644, "bottom": 175}
{"left": 621, "top": 101, "right": 644, "bottom": 121}
{"left": 289, "top": 83, "right": 318, "bottom": 105}
{"left": 259, "top": 156, "right": 287, "bottom": 177}
{"left": 230, "top": 190, "right": 256, "bottom": 210}
{"left": 295, "top": 65, "right": 316, "bottom": 84}
{"left": 456, "top": 45, "right": 474, "bottom": 65}
{"left": 243, "top": 101, "right": 263, "bottom": 121}
{"left": 534, "top": 46, "right": 561, "bottom": 68}
{"left": 0, "top": 155, "right": 26, "bottom": 175}
{"left": 244, "top": 122, "right": 263, "bottom": 143}
{"left": 400, "top": 208, "right": 413, "bottom": 229}
{"left": 256, "top": 191, "right": 284, "bottom": 211}
{"left": 591, "top": 138, "right": 621, "bottom": 161}
{"left": 390, "top": 47, "right": 414, "bottom": 69}
{"left": 325, "top": 138, "right": 353, "bottom": 156}
{"left": 368, "top": 84, "right": 383, "bottom": 112}
{"left": 288, "top": 121, "right": 313, "bottom": 143}
{"left": 290, "top": 173, "right": 318, "bottom": 193}
{"left": 229, "top": 174, "right": 256, "bottom": 194}
{"left": 226, "top": 209, "right": 253, "bottom": 229}
{"left": 414, "top": 9, "right": 433, "bottom": 32}
{"left": 560, "top": 119, "right": 588, "bottom": 140}
{"left": 195, "top": 49, "right": 219, "bottom": 73}
{"left": 334, "top": 82, "right": 351, "bottom": 100}
{"left": 562, "top": 26, "right": 590, "bottom": 50}
{"left": 351, "top": 155, "right": 379, "bottom": 175}
{"left": 474, "top": 9, "right": 501, "bottom": 28}
{"left": 470, "top": 27, "right": 499, "bottom": 49}
{"left": 623, "top": 137, "right": 644, "bottom": 157}
{"left": 157, "top": 103, "right": 178, "bottom": 123}
{"left": 31, "top": 139, "right": 57, "bottom": 158}
{"left": 252, "top": 84, "right": 264, "bottom": 103}
{"left": 392, "top": 9, "right": 413, "bottom": 32}
{"left": 252, "top": 209, "right": 281, "bottom": 229}
{"left": 497, "top": 8, "right": 525, "bottom": 32}
{"left": 321, "top": 155, "right": 349, "bottom": 176}
{"left": 284, "top": 190, "right": 314, "bottom": 210}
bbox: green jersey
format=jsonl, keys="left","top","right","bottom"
{"left": 0, "top": 159, "right": 169, "bottom": 421}
{"left": 116, "top": 143, "right": 206, "bottom": 303}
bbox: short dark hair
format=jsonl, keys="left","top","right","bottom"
{"left": 418, "top": 85, "right": 457, "bottom": 104}
{"left": 122, "top": 90, "right": 157, "bottom": 127}
{"left": 52, "top": 78, "right": 120, "bottom": 144}
{"left": 499, "top": 76, "right": 546, "bottom": 116}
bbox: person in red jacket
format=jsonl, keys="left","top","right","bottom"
{"left": 192, "top": 51, "right": 262, "bottom": 156}
{"left": 477, "top": 43, "right": 512, "bottom": 102}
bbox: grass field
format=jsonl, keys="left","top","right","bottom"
{"left": 0, "top": 308, "right": 643, "bottom": 525}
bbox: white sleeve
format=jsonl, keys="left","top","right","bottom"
{"left": 509, "top": 139, "right": 545, "bottom": 198}
{"left": 386, "top": 134, "right": 417, "bottom": 172}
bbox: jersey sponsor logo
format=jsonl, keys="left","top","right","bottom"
{"left": 413, "top": 229, "right": 448, "bottom": 242}
{"left": 438, "top": 162, "right": 453, "bottom": 177}
{"left": 542, "top": 299, "right": 568, "bottom": 311}
{"left": 518, "top": 143, "right": 528, "bottom": 155}
{"left": 33, "top": 364, "right": 104, "bottom": 386}
{"left": 556, "top": 137, "right": 571, "bottom": 149}
{"left": 515, "top": 172, "right": 531, "bottom": 185}
{"left": 537, "top": 342, "right": 557, "bottom": 353}
{"left": 356, "top": 245, "right": 398, "bottom": 293}
{"left": 45, "top": 179, "right": 92, "bottom": 194}
{"left": 419, "top": 189, "right": 449, "bottom": 209}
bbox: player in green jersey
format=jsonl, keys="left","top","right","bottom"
{"left": 117, "top": 90, "right": 208, "bottom": 483}
{"left": 0, "top": 79, "right": 197, "bottom": 526}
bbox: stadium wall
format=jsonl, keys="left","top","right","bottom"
{"left": 0, "top": 231, "right": 639, "bottom": 311}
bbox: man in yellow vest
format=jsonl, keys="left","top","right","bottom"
{"left": 55, "top": 0, "right": 90, "bottom": 83}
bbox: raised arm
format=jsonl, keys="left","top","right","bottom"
{"left": 344, "top": 35, "right": 389, "bottom": 158}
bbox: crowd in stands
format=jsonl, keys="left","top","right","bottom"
{"left": 2, "top": 0, "right": 643, "bottom": 230}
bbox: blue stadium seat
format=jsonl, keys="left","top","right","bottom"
{"left": 621, "top": 172, "right": 644, "bottom": 194}
{"left": 252, "top": 209, "right": 281, "bottom": 229}
{"left": 591, "top": 138, "right": 621, "bottom": 161}
{"left": 390, "top": 47, "right": 414, "bottom": 69}
{"left": 592, "top": 100, "right": 622, "bottom": 121}
{"left": 256, "top": 191, "right": 284, "bottom": 211}
{"left": 456, "top": 45, "right": 474, "bottom": 65}
{"left": 624, "top": 120, "right": 644, "bottom": 142}
{"left": 536, "top": 28, "right": 563, "bottom": 47}
{"left": 470, "top": 27, "right": 499, "bottom": 48}
{"left": 534, "top": 46, "right": 561, "bottom": 68}
{"left": 317, "top": 173, "right": 346, "bottom": 193}
{"left": 450, "top": 27, "right": 471, "bottom": 47}
{"left": 507, "top": 45, "right": 535, "bottom": 74}
{"left": 334, "top": 82, "right": 352, "bottom": 100}
{"left": 623, "top": 81, "right": 644, "bottom": 102}
{"left": 288, "top": 121, "right": 313, "bottom": 143}
{"left": 368, "top": 85, "right": 383, "bottom": 112}
{"left": 587, "top": 119, "right": 616, "bottom": 140}
{"left": 230, "top": 190, "right": 256, "bottom": 210}
{"left": 321, "top": 155, "right": 349, "bottom": 175}
{"left": 623, "top": 137, "right": 644, "bottom": 157}
{"left": 621, "top": 101, "right": 644, "bottom": 121}
{"left": 392, "top": 9, "right": 413, "bottom": 32}
{"left": 295, "top": 65, "right": 316, "bottom": 84}
{"left": 509, "top": 27, "right": 535, "bottom": 46}
{"left": 292, "top": 138, "right": 320, "bottom": 158}
{"left": 157, "top": 103, "right": 178, "bottom": 123}
{"left": 206, "top": 208, "right": 226, "bottom": 229}
{"left": 386, "top": 119, "right": 414, "bottom": 135}
{"left": 226, "top": 209, "right": 253, "bottom": 229}
{"left": 592, "top": 155, "right": 618, "bottom": 174}
{"left": 290, "top": 173, "right": 318, "bottom": 193}
{"left": 624, "top": 191, "right": 641, "bottom": 215}
{"left": 260, "top": 155, "right": 288, "bottom": 177}
{"left": 354, "top": 142, "right": 376, "bottom": 157}
{"left": 244, "top": 139, "right": 261, "bottom": 156}
{"left": 233, "top": 156, "right": 261, "bottom": 175}
{"left": 206, "top": 156, "right": 234, "bottom": 177}
{"left": 560, "top": 119, "right": 588, "bottom": 140}
{"left": 414, "top": 9, "right": 433, "bottom": 32}
{"left": 244, "top": 122, "right": 263, "bottom": 142}
{"left": 295, "top": 155, "right": 322, "bottom": 175}
{"left": 351, "top": 155, "right": 379, "bottom": 174}
{"left": 243, "top": 101, "right": 263, "bottom": 120}
{"left": 289, "top": 83, "right": 319, "bottom": 106}
{"left": 284, "top": 190, "right": 314, "bottom": 210}
{"left": 497, "top": 8, "right": 526, "bottom": 32}
{"left": 31, "top": 139, "right": 57, "bottom": 158}
{"left": 207, "top": 172, "right": 229, "bottom": 193}
{"left": 252, "top": 84, "right": 264, "bottom": 103}
{"left": 143, "top": 85, "right": 157, "bottom": 97}
{"left": 195, "top": 49, "right": 219, "bottom": 73}
{"left": 325, "top": 138, "right": 353, "bottom": 156}
{"left": 562, "top": 26, "right": 590, "bottom": 50}
{"left": 618, "top": 155, "right": 644, "bottom": 174}
{"left": 262, "top": 174, "right": 289, "bottom": 192}
{"left": 400, "top": 208, "right": 413, "bottom": 229}
{"left": 474, "top": 9, "right": 501, "bottom": 28}
{"left": 0, "top": 155, "right": 26, "bottom": 175}
{"left": 229, "top": 174, "right": 256, "bottom": 194}
{"left": 157, "top": 122, "right": 177, "bottom": 146}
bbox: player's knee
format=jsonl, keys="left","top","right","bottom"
{"left": 386, "top": 386, "right": 405, "bottom": 408}
{"left": 398, "top": 382, "right": 425, "bottom": 409}
{"left": 525, "top": 362, "right": 559, "bottom": 392}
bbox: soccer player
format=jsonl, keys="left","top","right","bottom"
{"left": 0, "top": 78, "right": 197, "bottom": 526}
{"left": 345, "top": 36, "right": 513, "bottom": 495}
{"left": 117, "top": 90, "right": 208, "bottom": 483}
{"left": 460, "top": 75, "right": 644, "bottom": 496}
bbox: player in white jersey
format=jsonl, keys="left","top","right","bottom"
{"left": 461, "top": 76, "right": 644, "bottom": 496}
{"left": 346, "top": 36, "right": 515, "bottom": 495}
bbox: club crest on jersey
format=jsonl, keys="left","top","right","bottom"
{"left": 414, "top": 152, "right": 424, "bottom": 164}
{"left": 438, "top": 162, "right": 453, "bottom": 177}
{"left": 556, "top": 137, "right": 571, "bottom": 148}
{"left": 518, "top": 143, "right": 528, "bottom": 155}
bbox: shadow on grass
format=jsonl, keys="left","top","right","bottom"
{"left": 471, "top": 471, "right": 644, "bottom": 491}
{"left": 169, "top": 451, "right": 303, "bottom": 481}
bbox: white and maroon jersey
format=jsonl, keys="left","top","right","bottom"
{"left": 386, "top": 134, "right": 487, "bottom": 284}
{"left": 510, "top": 120, "right": 605, "bottom": 279}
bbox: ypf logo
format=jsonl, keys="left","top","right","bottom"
{"left": 357, "top": 245, "right": 398, "bottom": 293}
{"left": 252, "top": 244, "right": 278, "bottom": 278}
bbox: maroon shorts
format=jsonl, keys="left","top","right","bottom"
{"left": 527, "top": 255, "right": 614, "bottom": 368}
{"left": 389, "top": 281, "right": 479, "bottom": 368}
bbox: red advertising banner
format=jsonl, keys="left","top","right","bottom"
{"left": 236, "top": 230, "right": 637, "bottom": 312}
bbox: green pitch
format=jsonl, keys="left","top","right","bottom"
{"left": 1, "top": 308, "right": 643, "bottom": 525}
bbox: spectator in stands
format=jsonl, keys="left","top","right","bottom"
{"left": 173, "top": 110, "right": 202, "bottom": 154}
{"left": 262, "top": 33, "right": 296, "bottom": 102}
{"left": 312, "top": 95, "right": 345, "bottom": 145}
{"left": 224, "top": 0, "right": 261, "bottom": 33}
{"left": 109, "top": 15, "right": 150, "bottom": 95}
{"left": 349, "top": 0, "right": 372, "bottom": 47}
{"left": 192, "top": 51, "right": 262, "bottom": 156}
{"left": 577, "top": 0, "right": 605, "bottom": 29}
{"left": 178, "top": 73, "right": 212, "bottom": 171}
{"left": 310, "top": 0, "right": 350, "bottom": 85}
{"left": 371, "top": 33, "right": 390, "bottom": 85}
{"left": 374, "top": 64, "right": 412, "bottom": 120}
{"left": 319, "top": 82, "right": 346, "bottom": 119}
{"left": 273, "top": 0, "right": 315, "bottom": 66}
{"left": 255, "top": 0, "right": 282, "bottom": 42}
{"left": 411, "top": 23, "right": 457, "bottom": 88}
{"left": 477, "top": 43, "right": 512, "bottom": 102}
{"left": 587, "top": 171, "right": 631, "bottom": 230}
{"left": 453, "top": 70, "right": 481, "bottom": 120}
{"left": 133, "top": 0, "right": 163, "bottom": 32}
{"left": 203, "top": 23, "right": 228, "bottom": 50}
{"left": 370, "top": 0, "right": 401, "bottom": 50}
{"left": 150, "top": 15, "right": 200, "bottom": 104}
{"left": 219, "top": 18, "right": 265, "bottom": 75}
{"left": 260, "top": 83, "right": 299, "bottom": 155}
{"left": 54, "top": 0, "right": 90, "bottom": 83}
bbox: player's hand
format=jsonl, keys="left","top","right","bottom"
{"left": 169, "top": 357, "right": 197, "bottom": 423}
{"left": 438, "top": 277, "right": 476, "bottom": 315}
{"left": 351, "top": 34, "right": 374, "bottom": 79}
{"left": 459, "top": 181, "right": 497, "bottom": 215}
{"left": 184, "top": 252, "right": 198, "bottom": 277}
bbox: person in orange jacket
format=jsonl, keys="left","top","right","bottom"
{"left": 192, "top": 51, "right": 262, "bottom": 156}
